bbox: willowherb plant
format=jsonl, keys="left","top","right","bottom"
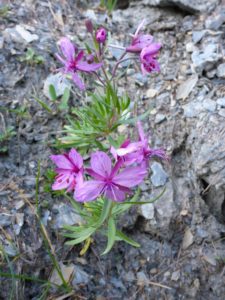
{"left": 49, "top": 19, "right": 167, "bottom": 254}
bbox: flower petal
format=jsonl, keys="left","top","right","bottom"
{"left": 113, "top": 166, "right": 147, "bottom": 188}
{"left": 140, "top": 43, "right": 161, "bottom": 61}
{"left": 52, "top": 173, "right": 74, "bottom": 190}
{"left": 68, "top": 149, "right": 83, "bottom": 169}
{"left": 76, "top": 61, "right": 103, "bottom": 72}
{"left": 90, "top": 151, "right": 112, "bottom": 178}
{"left": 134, "top": 19, "right": 146, "bottom": 37}
{"left": 105, "top": 185, "right": 126, "bottom": 202}
{"left": 74, "top": 180, "right": 104, "bottom": 202}
{"left": 59, "top": 37, "right": 76, "bottom": 61}
{"left": 72, "top": 73, "right": 85, "bottom": 90}
{"left": 50, "top": 154, "right": 74, "bottom": 170}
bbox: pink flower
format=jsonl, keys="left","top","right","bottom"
{"left": 111, "top": 122, "right": 168, "bottom": 167}
{"left": 75, "top": 151, "right": 147, "bottom": 202}
{"left": 140, "top": 43, "right": 161, "bottom": 74}
{"left": 56, "top": 37, "right": 103, "bottom": 90}
{"left": 126, "top": 20, "right": 154, "bottom": 53}
{"left": 50, "top": 149, "right": 83, "bottom": 192}
{"left": 96, "top": 28, "right": 107, "bottom": 43}
{"left": 137, "top": 122, "right": 168, "bottom": 165}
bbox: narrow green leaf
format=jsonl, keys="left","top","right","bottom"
{"left": 96, "top": 199, "right": 112, "bottom": 227}
{"left": 116, "top": 230, "right": 140, "bottom": 248}
{"left": 102, "top": 217, "right": 116, "bottom": 255}
{"left": 49, "top": 84, "right": 57, "bottom": 101}
{"left": 33, "top": 96, "right": 52, "bottom": 113}
{"left": 59, "top": 88, "right": 70, "bottom": 111}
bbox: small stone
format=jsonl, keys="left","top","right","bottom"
{"left": 218, "top": 109, "right": 225, "bottom": 117}
{"left": 0, "top": 213, "right": 12, "bottom": 227}
{"left": 146, "top": 89, "right": 157, "bottom": 98}
{"left": 0, "top": 37, "right": 4, "bottom": 49}
{"left": 216, "top": 63, "right": 225, "bottom": 78}
{"left": 217, "top": 98, "right": 225, "bottom": 107}
{"left": 141, "top": 203, "right": 155, "bottom": 220}
{"left": 176, "top": 75, "right": 198, "bottom": 100}
{"left": 171, "top": 270, "right": 180, "bottom": 281}
{"left": 150, "top": 162, "right": 168, "bottom": 187}
{"left": 182, "top": 228, "right": 194, "bottom": 250}
{"left": 84, "top": 10, "right": 97, "bottom": 21}
{"left": 43, "top": 73, "right": 71, "bottom": 99}
{"left": 137, "top": 272, "right": 148, "bottom": 285}
{"left": 155, "top": 113, "right": 166, "bottom": 124}
{"left": 52, "top": 204, "right": 83, "bottom": 229}
{"left": 203, "top": 99, "right": 216, "bottom": 112}
{"left": 15, "top": 25, "right": 39, "bottom": 43}
{"left": 192, "top": 31, "right": 206, "bottom": 44}
{"left": 183, "top": 101, "right": 203, "bottom": 118}
{"left": 72, "top": 266, "right": 89, "bottom": 285}
{"left": 205, "top": 12, "right": 225, "bottom": 30}
{"left": 124, "top": 271, "right": 135, "bottom": 282}
{"left": 186, "top": 42, "right": 194, "bottom": 53}
{"left": 134, "top": 73, "right": 148, "bottom": 86}
{"left": 4, "top": 244, "right": 19, "bottom": 257}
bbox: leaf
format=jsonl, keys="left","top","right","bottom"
{"left": 49, "top": 84, "right": 57, "bottom": 101}
{"left": 102, "top": 217, "right": 116, "bottom": 255}
{"left": 33, "top": 96, "right": 52, "bottom": 113}
{"left": 65, "top": 229, "right": 95, "bottom": 246}
{"left": 96, "top": 199, "right": 112, "bottom": 227}
{"left": 118, "top": 187, "right": 166, "bottom": 205}
{"left": 59, "top": 88, "right": 70, "bottom": 111}
{"left": 116, "top": 230, "right": 140, "bottom": 248}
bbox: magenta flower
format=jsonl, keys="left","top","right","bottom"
{"left": 56, "top": 37, "right": 103, "bottom": 90}
{"left": 126, "top": 20, "right": 154, "bottom": 53}
{"left": 51, "top": 149, "right": 83, "bottom": 192}
{"left": 140, "top": 43, "right": 161, "bottom": 74}
{"left": 75, "top": 151, "right": 147, "bottom": 202}
{"left": 137, "top": 122, "right": 168, "bottom": 165}
{"left": 96, "top": 28, "right": 107, "bottom": 43}
{"left": 111, "top": 122, "right": 168, "bottom": 167}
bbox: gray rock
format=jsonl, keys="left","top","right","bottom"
{"left": 192, "top": 31, "right": 206, "bottom": 44}
{"left": 4, "top": 244, "right": 19, "bottom": 257}
{"left": 171, "top": 270, "right": 180, "bottom": 281}
{"left": 72, "top": 266, "right": 89, "bottom": 285}
{"left": 52, "top": 204, "right": 83, "bottom": 229}
{"left": 183, "top": 101, "right": 203, "bottom": 118}
{"left": 0, "top": 37, "right": 4, "bottom": 49}
{"left": 205, "top": 11, "right": 225, "bottom": 30}
{"left": 0, "top": 213, "right": 12, "bottom": 227}
{"left": 202, "top": 99, "right": 216, "bottom": 112}
{"left": 191, "top": 44, "right": 222, "bottom": 73}
{"left": 141, "top": 203, "right": 155, "bottom": 219}
{"left": 155, "top": 113, "right": 166, "bottom": 124}
{"left": 150, "top": 162, "right": 168, "bottom": 187}
{"left": 218, "top": 109, "right": 225, "bottom": 118}
{"left": 143, "top": 0, "right": 219, "bottom": 13}
{"left": 216, "top": 63, "right": 225, "bottom": 78}
{"left": 217, "top": 97, "right": 225, "bottom": 107}
{"left": 176, "top": 74, "right": 198, "bottom": 100}
{"left": 43, "top": 73, "right": 71, "bottom": 99}
{"left": 3, "top": 25, "right": 39, "bottom": 44}
{"left": 137, "top": 272, "right": 149, "bottom": 285}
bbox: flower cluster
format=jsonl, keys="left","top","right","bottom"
{"left": 55, "top": 19, "right": 161, "bottom": 90}
{"left": 51, "top": 123, "right": 167, "bottom": 202}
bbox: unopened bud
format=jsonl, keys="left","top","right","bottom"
{"left": 96, "top": 28, "right": 107, "bottom": 43}
{"left": 85, "top": 19, "right": 93, "bottom": 34}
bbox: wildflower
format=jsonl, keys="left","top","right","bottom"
{"left": 96, "top": 27, "right": 107, "bottom": 43}
{"left": 75, "top": 151, "right": 147, "bottom": 202}
{"left": 51, "top": 148, "right": 83, "bottom": 192}
{"left": 140, "top": 43, "right": 161, "bottom": 74}
{"left": 56, "top": 37, "right": 102, "bottom": 90}
{"left": 111, "top": 122, "right": 168, "bottom": 166}
{"left": 126, "top": 20, "right": 154, "bottom": 53}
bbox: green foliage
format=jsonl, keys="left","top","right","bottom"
{"left": 0, "top": 5, "right": 9, "bottom": 17}
{"left": 20, "top": 48, "right": 44, "bottom": 65}
{"left": 0, "top": 126, "right": 16, "bottom": 153}
{"left": 58, "top": 84, "right": 130, "bottom": 151}
{"left": 100, "top": 0, "right": 117, "bottom": 14}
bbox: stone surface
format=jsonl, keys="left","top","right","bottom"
{"left": 202, "top": 99, "right": 216, "bottom": 112}
{"left": 217, "top": 97, "right": 225, "bottom": 107}
{"left": 43, "top": 73, "right": 71, "bottom": 99}
{"left": 216, "top": 63, "right": 225, "bottom": 78}
{"left": 143, "top": 0, "right": 219, "bottom": 13}
{"left": 191, "top": 44, "right": 222, "bottom": 73}
{"left": 176, "top": 75, "right": 198, "bottom": 100}
{"left": 52, "top": 204, "right": 83, "bottom": 229}
{"left": 150, "top": 162, "right": 168, "bottom": 187}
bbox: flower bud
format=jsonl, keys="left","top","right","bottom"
{"left": 85, "top": 19, "right": 93, "bottom": 34}
{"left": 96, "top": 28, "right": 107, "bottom": 43}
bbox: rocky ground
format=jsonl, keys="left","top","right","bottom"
{"left": 1, "top": 0, "right": 225, "bottom": 299}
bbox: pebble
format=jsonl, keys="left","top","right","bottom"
{"left": 218, "top": 108, "right": 225, "bottom": 117}
{"left": 146, "top": 89, "right": 157, "bottom": 98}
{"left": 0, "top": 213, "right": 12, "bottom": 227}
{"left": 205, "top": 12, "right": 225, "bottom": 30}
{"left": 43, "top": 73, "right": 71, "bottom": 99}
{"left": 203, "top": 99, "right": 216, "bottom": 112}
{"left": 137, "top": 272, "right": 149, "bottom": 285}
{"left": 216, "top": 63, "right": 225, "bottom": 78}
{"left": 192, "top": 31, "right": 206, "bottom": 44}
{"left": 171, "top": 270, "right": 180, "bottom": 281}
{"left": 183, "top": 101, "right": 203, "bottom": 118}
{"left": 150, "top": 162, "right": 168, "bottom": 187}
{"left": 155, "top": 113, "right": 166, "bottom": 124}
{"left": 72, "top": 266, "right": 89, "bottom": 285}
{"left": 141, "top": 203, "right": 155, "bottom": 220}
{"left": 52, "top": 204, "right": 83, "bottom": 229}
{"left": 217, "top": 97, "right": 225, "bottom": 107}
